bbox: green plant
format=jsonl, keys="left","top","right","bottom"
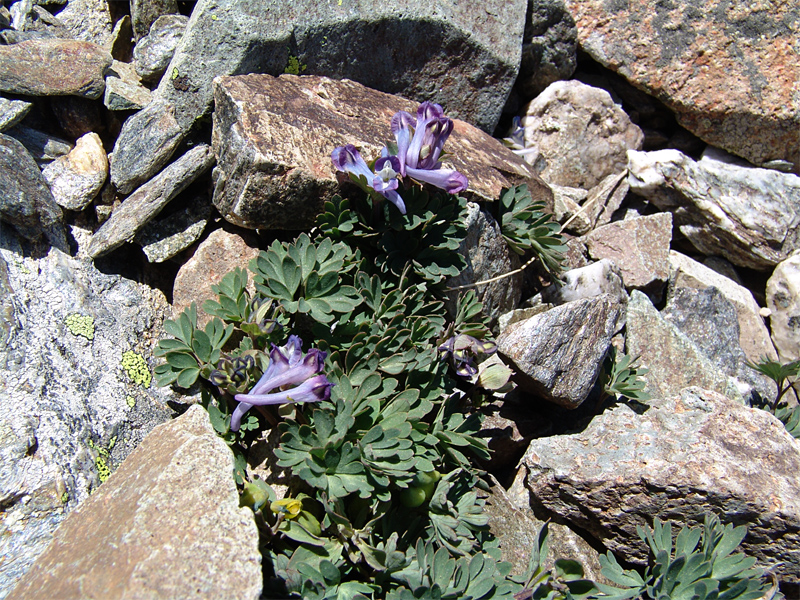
{"left": 747, "top": 357, "right": 800, "bottom": 438}
{"left": 597, "top": 515, "right": 772, "bottom": 600}
{"left": 596, "top": 347, "right": 651, "bottom": 410}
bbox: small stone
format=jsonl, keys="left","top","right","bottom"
{"left": 5, "top": 125, "right": 72, "bottom": 165}
{"left": 42, "top": 132, "right": 108, "bottom": 211}
{"left": 581, "top": 213, "right": 672, "bottom": 300}
{"left": 135, "top": 198, "right": 212, "bottom": 263}
{"left": 0, "top": 39, "right": 112, "bottom": 99}
{"left": 550, "top": 184, "right": 590, "bottom": 234}
{"left": 5, "top": 405, "right": 262, "bottom": 600}
{"left": 88, "top": 144, "right": 215, "bottom": 259}
{"left": 109, "top": 15, "right": 134, "bottom": 62}
{"left": 49, "top": 96, "right": 103, "bottom": 139}
{"left": 521, "top": 80, "right": 643, "bottom": 189}
{"left": 53, "top": 0, "right": 113, "bottom": 47}
{"left": 130, "top": 0, "right": 179, "bottom": 41}
{"left": 133, "top": 14, "right": 189, "bottom": 82}
{"left": 103, "top": 76, "right": 152, "bottom": 111}
{"left": 541, "top": 259, "right": 627, "bottom": 309}
{"left": 0, "top": 97, "right": 32, "bottom": 132}
{"left": 766, "top": 251, "right": 800, "bottom": 363}
{"left": 497, "top": 294, "right": 621, "bottom": 408}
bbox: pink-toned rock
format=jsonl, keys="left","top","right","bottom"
{"left": 6, "top": 405, "right": 262, "bottom": 600}
{"left": 172, "top": 227, "right": 260, "bottom": 326}
{"left": 564, "top": 0, "right": 800, "bottom": 171}
{"left": 212, "top": 74, "right": 553, "bottom": 230}
{"left": 582, "top": 213, "right": 672, "bottom": 298}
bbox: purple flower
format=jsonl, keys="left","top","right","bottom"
{"left": 231, "top": 335, "right": 332, "bottom": 431}
{"left": 438, "top": 334, "right": 497, "bottom": 378}
{"left": 391, "top": 102, "right": 468, "bottom": 194}
{"left": 331, "top": 144, "right": 406, "bottom": 214}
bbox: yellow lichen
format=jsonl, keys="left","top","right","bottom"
{"left": 65, "top": 314, "right": 95, "bottom": 340}
{"left": 122, "top": 351, "right": 151, "bottom": 388}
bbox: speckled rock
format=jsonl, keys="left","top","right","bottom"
{"left": 130, "top": 0, "right": 179, "bottom": 41}
{"left": 87, "top": 144, "right": 214, "bottom": 259}
{"left": 41, "top": 132, "right": 108, "bottom": 211}
{"left": 669, "top": 251, "right": 777, "bottom": 363}
{"left": 446, "top": 203, "right": 522, "bottom": 328}
{"left": 110, "top": 0, "right": 527, "bottom": 195}
{"left": 103, "top": 76, "right": 153, "bottom": 111}
{"left": 5, "top": 405, "right": 262, "bottom": 600}
{"left": 212, "top": 74, "right": 552, "bottom": 230}
{"left": 54, "top": 0, "right": 113, "bottom": 47}
{"left": 133, "top": 14, "right": 189, "bottom": 82}
{"left": 49, "top": 96, "right": 103, "bottom": 140}
{"left": 172, "top": 227, "right": 260, "bottom": 327}
{"left": 581, "top": 212, "right": 672, "bottom": 300}
{"left": 497, "top": 294, "right": 621, "bottom": 408}
{"left": 625, "top": 290, "right": 742, "bottom": 402}
{"left": 0, "top": 97, "right": 32, "bottom": 132}
{"left": 521, "top": 80, "right": 643, "bottom": 189}
{"left": 0, "top": 133, "right": 65, "bottom": 248}
{"left": 135, "top": 195, "right": 212, "bottom": 263}
{"left": 5, "top": 125, "right": 72, "bottom": 164}
{"left": 513, "top": 387, "right": 800, "bottom": 581}
{"left": 766, "top": 251, "right": 800, "bottom": 363}
{"left": 0, "top": 39, "right": 112, "bottom": 99}
{"left": 540, "top": 259, "right": 627, "bottom": 311}
{"left": 564, "top": 0, "right": 800, "bottom": 171}
{"left": 628, "top": 148, "right": 800, "bottom": 270}
{"left": 0, "top": 224, "right": 178, "bottom": 597}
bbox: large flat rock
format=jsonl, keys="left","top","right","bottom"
{"left": 6, "top": 405, "right": 262, "bottom": 600}
{"left": 565, "top": 0, "right": 800, "bottom": 171}
{"left": 211, "top": 74, "right": 552, "bottom": 230}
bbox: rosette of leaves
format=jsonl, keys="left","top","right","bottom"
{"left": 153, "top": 303, "right": 234, "bottom": 388}
{"left": 596, "top": 347, "right": 651, "bottom": 410}
{"left": 425, "top": 469, "right": 490, "bottom": 556}
{"left": 597, "top": 515, "right": 771, "bottom": 600}
{"left": 250, "top": 234, "right": 362, "bottom": 325}
{"left": 497, "top": 184, "right": 566, "bottom": 277}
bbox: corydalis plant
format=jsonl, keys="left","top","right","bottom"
{"left": 331, "top": 102, "right": 468, "bottom": 215}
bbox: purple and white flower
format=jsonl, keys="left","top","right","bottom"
{"left": 231, "top": 335, "right": 332, "bottom": 431}
{"left": 331, "top": 144, "right": 406, "bottom": 214}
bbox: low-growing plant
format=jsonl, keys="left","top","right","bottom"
{"left": 747, "top": 357, "right": 800, "bottom": 438}
{"left": 596, "top": 346, "right": 651, "bottom": 411}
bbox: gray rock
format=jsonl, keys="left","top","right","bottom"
{"left": 0, "top": 97, "right": 32, "bottom": 132}
{"left": 517, "top": 0, "right": 578, "bottom": 99}
{"left": 628, "top": 148, "right": 800, "bottom": 270}
{"left": 550, "top": 183, "right": 590, "bottom": 234}
{"left": 5, "top": 405, "right": 262, "bottom": 600}
{"left": 669, "top": 251, "right": 777, "bottom": 363}
{"left": 563, "top": 0, "right": 800, "bottom": 172}
{"left": 211, "top": 74, "right": 552, "bottom": 230}
{"left": 103, "top": 76, "right": 152, "bottom": 111}
{"left": 111, "top": 0, "right": 527, "bottom": 194}
{"left": 135, "top": 195, "right": 212, "bottom": 263}
{"left": 766, "top": 251, "right": 800, "bottom": 364}
{"left": 133, "top": 14, "right": 188, "bottom": 82}
{"left": 88, "top": 144, "right": 214, "bottom": 259}
{"left": 5, "top": 125, "right": 72, "bottom": 164}
{"left": 626, "top": 290, "right": 743, "bottom": 402}
{"left": 497, "top": 294, "right": 621, "bottom": 408}
{"left": 109, "top": 14, "right": 134, "bottom": 62}
{"left": 581, "top": 213, "right": 672, "bottom": 300}
{"left": 172, "top": 227, "right": 260, "bottom": 328}
{"left": 662, "top": 287, "right": 776, "bottom": 404}
{"left": 0, "top": 224, "right": 179, "bottom": 597}
{"left": 0, "top": 133, "right": 65, "bottom": 248}
{"left": 541, "top": 259, "right": 627, "bottom": 310}
{"left": 521, "top": 80, "right": 643, "bottom": 189}
{"left": 41, "top": 132, "right": 108, "bottom": 211}
{"left": 446, "top": 203, "right": 522, "bottom": 328}
{"left": 514, "top": 387, "right": 800, "bottom": 581}
{"left": 0, "top": 39, "right": 112, "bottom": 99}
{"left": 130, "top": 0, "right": 179, "bottom": 41}
{"left": 53, "top": 0, "right": 113, "bottom": 47}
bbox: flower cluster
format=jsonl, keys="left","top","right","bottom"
{"left": 438, "top": 334, "right": 497, "bottom": 378}
{"left": 331, "top": 102, "right": 468, "bottom": 215}
{"left": 231, "top": 335, "right": 332, "bottom": 431}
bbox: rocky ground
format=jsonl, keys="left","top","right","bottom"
{"left": 0, "top": 0, "right": 799, "bottom": 598}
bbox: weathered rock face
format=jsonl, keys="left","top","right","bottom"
{"left": 5, "top": 125, "right": 72, "bottom": 165}
{"left": 0, "top": 39, "right": 112, "bottom": 99}
{"left": 514, "top": 387, "right": 800, "bottom": 581}
{"left": 110, "top": 0, "right": 527, "bottom": 194}
{"left": 0, "top": 225, "right": 178, "bottom": 597}
{"left": 0, "top": 98, "right": 32, "bottom": 132}
{"left": 0, "top": 133, "right": 65, "bottom": 249}
{"left": 669, "top": 251, "right": 777, "bottom": 363}
{"left": 766, "top": 251, "right": 800, "bottom": 363}
{"left": 54, "top": 0, "right": 113, "bottom": 47}
{"left": 564, "top": 0, "right": 800, "bottom": 171}
{"left": 581, "top": 212, "right": 672, "bottom": 300}
{"left": 540, "top": 259, "right": 627, "bottom": 310}
{"left": 211, "top": 74, "right": 552, "bottom": 230}
{"left": 521, "top": 80, "right": 643, "bottom": 189}
{"left": 626, "top": 290, "right": 742, "bottom": 402}
{"left": 130, "top": 0, "right": 179, "bottom": 41}
{"left": 628, "top": 148, "right": 800, "bottom": 270}
{"left": 172, "top": 227, "right": 261, "bottom": 327}
{"left": 446, "top": 203, "right": 522, "bottom": 328}
{"left": 497, "top": 295, "right": 622, "bottom": 408}
{"left": 6, "top": 405, "right": 262, "bottom": 600}
{"left": 87, "top": 144, "right": 214, "bottom": 259}
{"left": 41, "top": 132, "right": 108, "bottom": 211}
{"left": 133, "top": 14, "right": 189, "bottom": 82}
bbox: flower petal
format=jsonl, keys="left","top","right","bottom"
{"left": 406, "top": 166, "right": 468, "bottom": 194}
{"left": 381, "top": 188, "right": 406, "bottom": 214}
{"left": 391, "top": 111, "right": 414, "bottom": 176}
{"left": 235, "top": 374, "right": 333, "bottom": 406}
{"left": 331, "top": 144, "right": 373, "bottom": 180}
{"left": 230, "top": 400, "right": 253, "bottom": 432}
